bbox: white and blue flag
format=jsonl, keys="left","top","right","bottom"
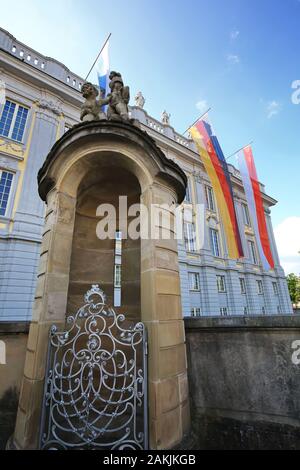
{"left": 96, "top": 40, "right": 110, "bottom": 99}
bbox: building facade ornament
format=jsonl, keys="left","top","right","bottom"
{"left": 36, "top": 98, "right": 63, "bottom": 116}
{"left": 0, "top": 138, "right": 25, "bottom": 158}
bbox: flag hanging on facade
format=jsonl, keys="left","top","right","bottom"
{"left": 237, "top": 146, "right": 274, "bottom": 271}
{"left": 95, "top": 40, "right": 110, "bottom": 98}
{"left": 189, "top": 116, "right": 244, "bottom": 259}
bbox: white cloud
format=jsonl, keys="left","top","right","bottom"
{"left": 196, "top": 99, "right": 208, "bottom": 113}
{"left": 227, "top": 54, "right": 240, "bottom": 64}
{"left": 230, "top": 29, "right": 240, "bottom": 40}
{"left": 274, "top": 217, "right": 300, "bottom": 274}
{"left": 266, "top": 100, "right": 280, "bottom": 118}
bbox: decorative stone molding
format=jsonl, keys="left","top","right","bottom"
{"left": 192, "top": 170, "right": 203, "bottom": 183}
{"left": 0, "top": 138, "right": 25, "bottom": 158}
{"left": 245, "top": 227, "right": 254, "bottom": 236}
{"left": 206, "top": 211, "right": 219, "bottom": 224}
{"left": 36, "top": 99, "right": 63, "bottom": 116}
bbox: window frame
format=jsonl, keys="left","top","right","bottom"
{"left": 184, "top": 222, "right": 196, "bottom": 252}
{"left": 205, "top": 185, "right": 215, "bottom": 212}
{"left": 184, "top": 177, "right": 192, "bottom": 203}
{"left": 210, "top": 228, "right": 221, "bottom": 257}
{"left": 257, "top": 280, "right": 263, "bottom": 295}
{"left": 239, "top": 277, "right": 246, "bottom": 294}
{"left": 248, "top": 240, "right": 258, "bottom": 265}
{"left": 191, "top": 307, "right": 201, "bottom": 317}
{"left": 220, "top": 307, "right": 228, "bottom": 316}
{"left": 0, "top": 169, "right": 14, "bottom": 218}
{"left": 217, "top": 274, "right": 226, "bottom": 293}
{"left": 272, "top": 282, "right": 278, "bottom": 295}
{"left": 189, "top": 272, "right": 200, "bottom": 291}
{"left": 242, "top": 203, "right": 251, "bottom": 226}
{"left": 0, "top": 99, "right": 29, "bottom": 143}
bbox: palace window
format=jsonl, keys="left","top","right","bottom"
{"left": 257, "top": 280, "right": 263, "bottom": 295}
{"left": 184, "top": 222, "right": 196, "bottom": 252}
{"left": 217, "top": 275, "right": 226, "bottom": 293}
{"left": 261, "top": 306, "right": 266, "bottom": 315}
{"left": 210, "top": 228, "right": 220, "bottom": 257}
{"left": 184, "top": 177, "right": 192, "bottom": 203}
{"left": 272, "top": 282, "right": 278, "bottom": 295}
{"left": 242, "top": 203, "right": 251, "bottom": 226}
{"left": 0, "top": 100, "right": 29, "bottom": 142}
{"left": 248, "top": 240, "right": 258, "bottom": 264}
{"left": 220, "top": 307, "right": 228, "bottom": 316}
{"left": 0, "top": 170, "right": 13, "bottom": 217}
{"left": 244, "top": 306, "right": 248, "bottom": 315}
{"left": 205, "top": 186, "right": 215, "bottom": 212}
{"left": 191, "top": 307, "right": 201, "bottom": 317}
{"left": 240, "top": 277, "right": 246, "bottom": 294}
{"left": 189, "top": 272, "right": 200, "bottom": 291}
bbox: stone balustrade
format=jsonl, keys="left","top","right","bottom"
{"left": 0, "top": 27, "right": 83, "bottom": 92}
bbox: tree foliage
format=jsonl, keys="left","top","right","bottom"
{"left": 286, "top": 273, "right": 300, "bottom": 305}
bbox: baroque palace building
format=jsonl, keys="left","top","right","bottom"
{"left": 0, "top": 26, "right": 292, "bottom": 322}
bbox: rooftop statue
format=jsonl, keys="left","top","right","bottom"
{"left": 135, "top": 91, "right": 145, "bottom": 108}
{"left": 107, "top": 71, "right": 130, "bottom": 121}
{"left": 80, "top": 82, "right": 109, "bottom": 122}
{"left": 161, "top": 110, "right": 171, "bottom": 125}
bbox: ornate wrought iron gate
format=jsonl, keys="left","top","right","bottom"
{"left": 39, "top": 285, "right": 148, "bottom": 450}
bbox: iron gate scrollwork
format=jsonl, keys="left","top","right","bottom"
{"left": 39, "top": 284, "right": 148, "bottom": 450}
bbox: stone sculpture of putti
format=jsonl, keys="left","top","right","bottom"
{"left": 80, "top": 82, "right": 109, "bottom": 122}
{"left": 107, "top": 71, "right": 130, "bottom": 121}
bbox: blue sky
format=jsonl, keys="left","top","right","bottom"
{"left": 1, "top": 0, "right": 299, "bottom": 272}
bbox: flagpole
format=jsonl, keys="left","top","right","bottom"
{"left": 84, "top": 33, "right": 111, "bottom": 82}
{"left": 226, "top": 141, "right": 254, "bottom": 161}
{"left": 183, "top": 107, "right": 211, "bottom": 135}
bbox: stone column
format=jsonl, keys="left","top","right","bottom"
{"left": 141, "top": 183, "right": 190, "bottom": 449}
{"left": 13, "top": 189, "right": 76, "bottom": 449}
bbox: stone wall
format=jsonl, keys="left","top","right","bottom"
{"left": 0, "top": 324, "right": 29, "bottom": 449}
{"left": 185, "top": 315, "right": 300, "bottom": 450}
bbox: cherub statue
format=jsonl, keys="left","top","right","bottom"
{"left": 80, "top": 82, "right": 109, "bottom": 122}
{"left": 107, "top": 71, "right": 130, "bottom": 121}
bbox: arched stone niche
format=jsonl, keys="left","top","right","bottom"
{"left": 13, "top": 121, "right": 190, "bottom": 450}
{"left": 67, "top": 165, "right": 141, "bottom": 321}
